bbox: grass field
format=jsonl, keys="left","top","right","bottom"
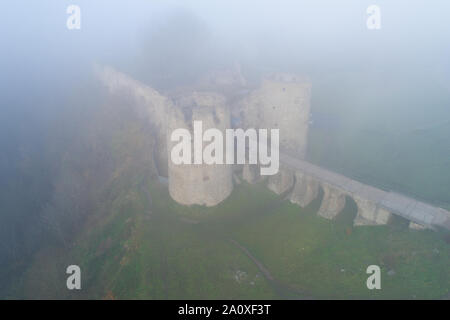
{"left": 9, "top": 174, "right": 449, "bottom": 299}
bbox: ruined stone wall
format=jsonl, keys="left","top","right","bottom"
{"left": 167, "top": 92, "right": 233, "bottom": 206}
{"left": 95, "top": 65, "right": 171, "bottom": 176}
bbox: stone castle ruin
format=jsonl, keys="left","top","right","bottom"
{"left": 96, "top": 64, "right": 450, "bottom": 231}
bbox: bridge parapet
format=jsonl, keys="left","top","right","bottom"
{"left": 380, "top": 193, "right": 450, "bottom": 230}
{"left": 278, "top": 150, "right": 450, "bottom": 231}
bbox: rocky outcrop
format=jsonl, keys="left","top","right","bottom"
{"left": 266, "top": 168, "right": 294, "bottom": 195}
{"left": 353, "top": 197, "right": 392, "bottom": 226}
{"left": 289, "top": 172, "right": 319, "bottom": 208}
{"left": 317, "top": 183, "right": 346, "bottom": 219}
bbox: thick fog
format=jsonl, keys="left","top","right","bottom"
{"left": 1, "top": 0, "right": 450, "bottom": 294}
{"left": 3, "top": 1, "right": 450, "bottom": 90}
{"left": 2, "top": 0, "right": 450, "bottom": 194}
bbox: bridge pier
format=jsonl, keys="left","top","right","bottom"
{"left": 289, "top": 171, "right": 319, "bottom": 208}
{"left": 353, "top": 197, "right": 392, "bottom": 226}
{"left": 267, "top": 168, "right": 294, "bottom": 195}
{"left": 317, "top": 182, "right": 346, "bottom": 219}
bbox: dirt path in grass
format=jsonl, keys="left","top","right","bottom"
{"left": 229, "top": 238, "right": 314, "bottom": 299}
{"left": 229, "top": 239, "right": 274, "bottom": 281}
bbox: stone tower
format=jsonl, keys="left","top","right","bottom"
{"left": 240, "top": 73, "right": 312, "bottom": 194}
{"left": 167, "top": 92, "right": 233, "bottom": 206}
{"left": 241, "top": 73, "right": 311, "bottom": 157}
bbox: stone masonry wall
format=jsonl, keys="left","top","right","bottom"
{"left": 167, "top": 92, "right": 233, "bottom": 206}
{"left": 353, "top": 196, "right": 392, "bottom": 226}
{"left": 289, "top": 171, "right": 320, "bottom": 208}
{"left": 240, "top": 73, "right": 312, "bottom": 194}
{"left": 317, "top": 182, "right": 346, "bottom": 219}
{"left": 95, "top": 65, "right": 171, "bottom": 176}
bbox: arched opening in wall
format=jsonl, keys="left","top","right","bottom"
{"left": 279, "top": 171, "right": 296, "bottom": 200}
{"left": 334, "top": 196, "right": 358, "bottom": 233}
{"left": 308, "top": 184, "right": 324, "bottom": 215}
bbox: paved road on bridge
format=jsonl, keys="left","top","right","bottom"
{"left": 279, "top": 151, "right": 450, "bottom": 230}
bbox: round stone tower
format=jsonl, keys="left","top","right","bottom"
{"left": 241, "top": 73, "right": 311, "bottom": 157}
{"left": 167, "top": 92, "right": 233, "bottom": 206}
{"left": 240, "top": 73, "right": 312, "bottom": 194}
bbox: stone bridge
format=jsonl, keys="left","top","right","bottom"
{"left": 276, "top": 150, "right": 450, "bottom": 231}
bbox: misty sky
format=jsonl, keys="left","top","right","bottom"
{"left": 1, "top": 0, "right": 450, "bottom": 179}
{"left": 2, "top": 1, "right": 450, "bottom": 88}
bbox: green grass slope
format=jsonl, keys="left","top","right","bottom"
{"left": 10, "top": 176, "right": 449, "bottom": 299}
